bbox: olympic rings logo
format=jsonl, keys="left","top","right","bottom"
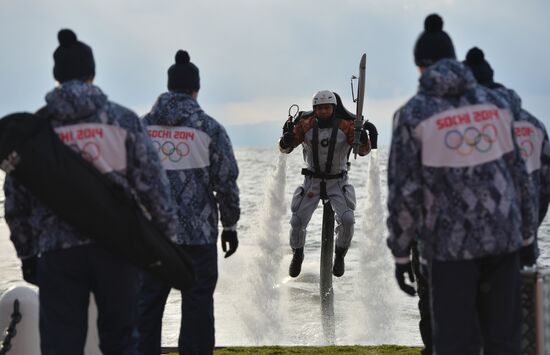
{"left": 444, "top": 124, "right": 498, "bottom": 155}
{"left": 519, "top": 140, "right": 534, "bottom": 159}
{"left": 152, "top": 140, "right": 190, "bottom": 162}
{"left": 69, "top": 142, "right": 101, "bottom": 161}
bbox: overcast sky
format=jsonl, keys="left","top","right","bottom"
{"left": 1, "top": 0, "right": 548, "bottom": 145}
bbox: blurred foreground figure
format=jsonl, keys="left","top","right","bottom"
{"left": 4, "top": 29, "right": 177, "bottom": 355}
{"left": 386, "top": 14, "right": 537, "bottom": 355}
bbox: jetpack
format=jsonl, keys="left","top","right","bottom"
{"left": 0, "top": 112, "right": 195, "bottom": 291}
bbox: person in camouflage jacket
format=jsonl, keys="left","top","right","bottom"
{"left": 386, "top": 15, "right": 536, "bottom": 355}
{"left": 137, "top": 50, "right": 240, "bottom": 355}
{"left": 464, "top": 46, "right": 550, "bottom": 234}
{"left": 4, "top": 29, "right": 177, "bottom": 355}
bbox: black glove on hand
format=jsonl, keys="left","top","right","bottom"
{"left": 395, "top": 262, "right": 416, "bottom": 296}
{"left": 22, "top": 256, "right": 38, "bottom": 286}
{"left": 280, "top": 132, "right": 294, "bottom": 149}
{"left": 363, "top": 121, "right": 378, "bottom": 149}
{"left": 221, "top": 230, "right": 238, "bottom": 258}
{"left": 520, "top": 244, "right": 537, "bottom": 268}
{"left": 282, "top": 119, "right": 295, "bottom": 134}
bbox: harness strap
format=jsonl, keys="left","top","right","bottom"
{"left": 301, "top": 168, "right": 345, "bottom": 180}
{"left": 345, "top": 146, "right": 352, "bottom": 171}
{"left": 324, "top": 117, "right": 340, "bottom": 174}
{"left": 312, "top": 120, "right": 320, "bottom": 174}
{"left": 310, "top": 116, "right": 345, "bottom": 202}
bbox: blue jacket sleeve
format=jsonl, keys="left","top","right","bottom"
{"left": 386, "top": 110, "right": 423, "bottom": 263}
{"left": 209, "top": 126, "right": 240, "bottom": 228}
{"left": 3, "top": 176, "right": 38, "bottom": 259}
{"left": 502, "top": 89, "right": 539, "bottom": 242}
{"left": 126, "top": 117, "right": 178, "bottom": 238}
{"left": 509, "top": 120, "right": 537, "bottom": 246}
{"left": 511, "top": 151, "right": 537, "bottom": 246}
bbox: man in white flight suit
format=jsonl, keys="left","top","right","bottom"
{"left": 279, "top": 90, "right": 372, "bottom": 277}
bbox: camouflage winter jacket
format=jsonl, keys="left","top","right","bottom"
{"left": 386, "top": 59, "right": 537, "bottom": 263}
{"left": 142, "top": 92, "right": 240, "bottom": 245}
{"left": 492, "top": 85, "right": 550, "bottom": 227}
{"left": 4, "top": 80, "right": 177, "bottom": 259}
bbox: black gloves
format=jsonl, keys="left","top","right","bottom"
{"left": 395, "top": 262, "right": 416, "bottom": 296}
{"left": 280, "top": 119, "right": 295, "bottom": 149}
{"left": 221, "top": 230, "right": 238, "bottom": 258}
{"left": 520, "top": 244, "right": 537, "bottom": 268}
{"left": 280, "top": 132, "right": 295, "bottom": 149}
{"left": 22, "top": 256, "right": 38, "bottom": 286}
{"left": 282, "top": 119, "right": 294, "bottom": 134}
{"left": 363, "top": 121, "right": 378, "bottom": 149}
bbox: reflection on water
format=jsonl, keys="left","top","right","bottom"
{"left": 2, "top": 147, "right": 549, "bottom": 346}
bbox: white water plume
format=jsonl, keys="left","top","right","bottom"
{"left": 240, "top": 152, "right": 288, "bottom": 344}
{"left": 352, "top": 150, "right": 399, "bottom": 343}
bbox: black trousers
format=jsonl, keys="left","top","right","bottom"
{"left": 38, "top": 244, "right": 138, "bottom": 355}
{"left": 430, "top": 252, "right": 521, "bottom": 355}
{"left": 137, "top": 244, "right": 218, "bottom": 355}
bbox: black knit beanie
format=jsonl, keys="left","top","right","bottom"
{"left": 167, "top": 50, "right": 200, "bottom": 93}
{"left": 414, "top": 14, "right": 456, "bottom": 67}
{"left": 53, "top": 29, "right": 95, "bottom": 83}
{"left": 464, "top": 47, "right": 495, "bottom": 86}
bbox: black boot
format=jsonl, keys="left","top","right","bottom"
{"left": 333, "top": 246, "right": 347, "bottom": 277}
{"left": 289, "top": 248, "right": 304, "bottom": 278}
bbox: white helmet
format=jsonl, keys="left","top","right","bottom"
{"left": 312, "top": 90, "right": 337, "bottom": 107}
